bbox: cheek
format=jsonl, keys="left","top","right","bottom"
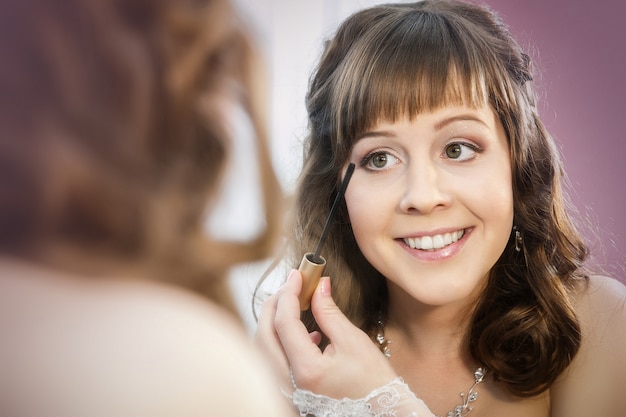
{"left": 478, "top": 174, "right": 512, "bottom": 211}
{"left": 345, "top": 189, "right": 369, "bottom": 232}
{"left": 345, "top": 185, "right": 388, "bottom": 239}
{"left": 472, "top": 160, "right": 514, "bottom": 230}
{"left": 490, "top": 161, "right": 514, "bottom": 213}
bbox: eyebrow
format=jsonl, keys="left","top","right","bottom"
{"left": 357, "top": 130, "right": 395, "bottom": 140}
{"left": 357, "top": 113, "right": 489, "bottom": 141}
{"left": 434, "top": 114, "right": 489, "bottom": 131}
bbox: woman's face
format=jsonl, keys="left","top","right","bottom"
{"left": 345, "top": 104, "right": 513, "bottom": 307}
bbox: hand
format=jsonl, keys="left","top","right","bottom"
{"left": 255, "top": 269, "right": 398, "bottom": 399}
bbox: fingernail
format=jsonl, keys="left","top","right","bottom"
{"left": 278, "top": 269, "right": 297, "bottom": 293}
{"left": 319, "top": 277, "right": 331, "bottom": 296}
{"left": 286, "top": 269, "right": 297, "bottom": 282}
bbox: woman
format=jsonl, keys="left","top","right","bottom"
{"left": 256, "top": 1, "right": 626, "bottom": 416}
{"left": 0, "top": 0, "right": 292, "bottom": 415}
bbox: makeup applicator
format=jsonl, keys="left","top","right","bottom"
{"left": 298, "top": 163, "right": 355, "bottom": 310}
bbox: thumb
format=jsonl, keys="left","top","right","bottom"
{"left": 309, "top": 277, "right": 358, "bottom": 342}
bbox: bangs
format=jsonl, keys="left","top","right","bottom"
{"left": 331, "top": 9, "right": 508, "bottom": 145}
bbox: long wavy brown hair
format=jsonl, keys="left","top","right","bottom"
{"left": 264, "top": 0, "right": 589, "bottom": 397}
{"left": 0, "top": 0, "right": 282, "bottom": 318}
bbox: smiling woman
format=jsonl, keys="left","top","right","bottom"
{"left": 345, "top": 105, "right": 513, "bottom": 308}
{"left": 254, "top": 1, "right": 626, "bottom": 416}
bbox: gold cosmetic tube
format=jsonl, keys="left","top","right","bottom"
{"left": 297, "top": 252, "right": 326, "bottom": 310}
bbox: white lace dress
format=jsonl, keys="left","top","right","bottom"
{"left": 290, "top": 377, "right": 436, "bottom": 417}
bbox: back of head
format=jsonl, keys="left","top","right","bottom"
{"left": 0, "top": 0, "right": 281, "bottom": 311}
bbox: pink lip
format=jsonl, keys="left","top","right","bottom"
{"left": 397, "top": 227, "right": 472, "bottom": 261}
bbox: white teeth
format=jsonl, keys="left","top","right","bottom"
{"left": 404, "top": 230, "right": 465, "bottom": 251}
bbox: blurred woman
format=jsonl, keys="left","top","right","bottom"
{"left": 0, "top": 0, "right": 292, "bottom": 415}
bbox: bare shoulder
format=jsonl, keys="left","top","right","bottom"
{"left": 581, "top": 274, "right": 626, "bottom": 307}
{"left": 550, "top": 275, "right": 626, "bottom": 417}
{"left": 572, "top": 275, "right": 626, "bottom": 329}
{"left": 0, "top": 266, "right": 293, "bottom": 417}
{"left": 574, "top": 275, "right": 626, "bottom": 347}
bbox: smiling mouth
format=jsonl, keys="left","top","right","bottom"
{"left": 403, "top": 229, "right": 466, "bottom": 251}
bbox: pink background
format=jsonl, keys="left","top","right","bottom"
{"left": 477, "top": 0, "right": 625, "bottom": 281}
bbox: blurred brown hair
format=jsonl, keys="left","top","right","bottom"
{"left": 0, "top": 0, "right": 282, "bottom": 316}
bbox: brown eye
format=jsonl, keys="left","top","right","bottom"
{"left": 445, "top": 143, "right": 462, "bottom": 159}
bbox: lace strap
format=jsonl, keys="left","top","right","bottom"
{"left": 289, "top": 377, "right": 435, "bottom": 417}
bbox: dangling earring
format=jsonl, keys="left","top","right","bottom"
{"left": 513, "top": 226, "right": 523, "bottom": 252}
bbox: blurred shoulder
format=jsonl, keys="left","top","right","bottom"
{"left": 0, "top": 261, "right": 292, "bottom": 417}
{"left": 95, "top": 280, "right": 294, "bottom": 416}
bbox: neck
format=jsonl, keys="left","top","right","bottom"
{"left": 377, "top": 284, "right": 489, "bottom": 417}
{"left": 377, "top": 299, "right": 487, "bottom": 417}
{"left": 384, "top": 285, "right": 477, "bottom": 361}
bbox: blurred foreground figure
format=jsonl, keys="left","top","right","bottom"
{"left": 0, "top": 0, "right": 291, "bottom": 416}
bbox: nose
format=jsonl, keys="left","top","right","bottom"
{"left": 398, "top": 162, "right": 452, "bottom": 214}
